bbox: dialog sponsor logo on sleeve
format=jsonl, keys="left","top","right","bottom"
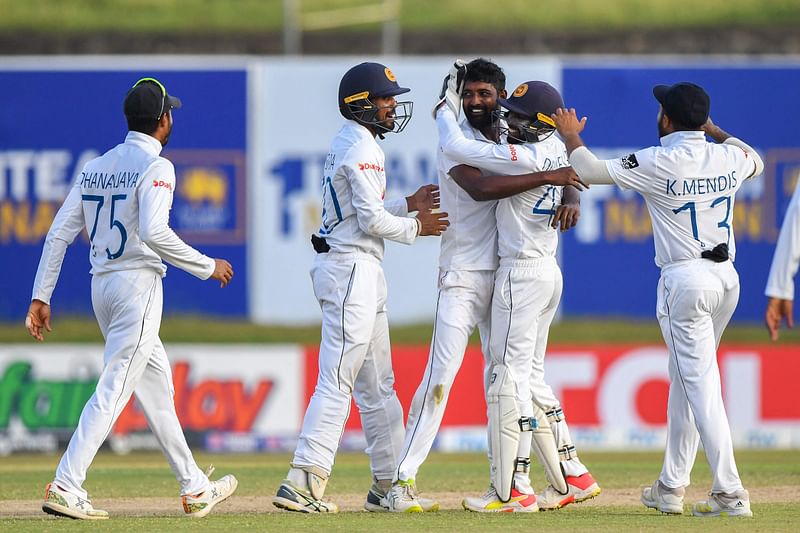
{"left": 357, "top": 162, "right": 384, "bottom": 172}
{"left": 153, "top": 179, "right": 174, "bottom": 192}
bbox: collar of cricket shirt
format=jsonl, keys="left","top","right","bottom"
{"left": 660, "top": 130, "right": 706, "bottom": 147}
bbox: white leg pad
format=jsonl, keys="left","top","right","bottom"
{"left": 289, "top": 464, "right": 329, "bottom": 500}
{"left": 487, "top": 364, "right": 521, "bottom": 503}
{"left": 531, "top": 403, "right": 568, "bottom": 494}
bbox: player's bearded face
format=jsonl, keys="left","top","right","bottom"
{"left": 373, "top": 96, "right": 397, "bottom": 131}
{"left": 461, "top": 81, "right": 499, "bottom": 131}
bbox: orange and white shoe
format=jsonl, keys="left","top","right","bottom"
{"left": 42, "top": 482, "right": 109, "bottom": 520}
{"left": 537, "top": 473, "right": 601, "bottom": 510}
{"left": 462, "top": 485, "right": 538, "bottom": 513}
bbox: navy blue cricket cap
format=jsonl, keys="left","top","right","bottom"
{"left": 338, "top": 62, "right": 410, "bottom": 107}
{"left": 498, "top": 81, "right": 563, "bottom": 126}
{"left": 124, "top": 77, "right": 182, "bottom": 120}
{"left": 653, "top": 82, "right": 710, "bottom": 129}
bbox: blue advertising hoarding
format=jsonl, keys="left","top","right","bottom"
{"left": 560, "top": 62, "right": 800, "bottom": 321}
{"left": 0, "top": 68, "right": 248, "bottom": 319}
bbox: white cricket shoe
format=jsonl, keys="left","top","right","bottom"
{"left": 641, "top": 480, "right": 685, "bottom": 515}
{"left": 380, "top": 479, "right": 424, "bottom": 513}
{"left": 182, "top": 473, "right": 238, "bottom": 518}
{"left": 692, "top": 489, "right": 753, "bottom": 518}
{"left": 272, "top": 480, "right": 339, "bottom": 513}
{"left": 367, "top": 480, "right": 438, "bottom": 512}
{"left": 538, "top": 472, "right": 602, "bottom": 510}
{"left": 42, "top": 482, "right": 109, "bottom": 520}
{"left": 462, "top": 484, "right": 538, "bottom": 513}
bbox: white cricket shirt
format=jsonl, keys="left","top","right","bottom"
{"left": 32, "top": 131, "right": 216, "bottom": 304}
{"left": 438, "top": 107, "right": 568, "bottom": 263}
{"left": 606, "top": 130, "right": 758, "bottom": 268}
{"left": 436, "top": 108, "right": 499, "bottom": 271}
{"left": 317, "top": 120, "right": 417, "bottom": 260}
{"left": 766, "top": 178, "right": 800, "bottom": 300}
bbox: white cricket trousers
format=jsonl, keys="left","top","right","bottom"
{"left": 54, "top": 269, "right": 208, "bottom": 499}
{"left": 656, "top": 259, "right": 743, "bottom": 493}
{"left": 490, "top": 258, "right": 562, "bottom": 412}
{"left": 293, "top": 253, "right": 404, "bottom": 480}
{"left": 490, "top": 257, "right": 588, "bottom": 484}
{"left": 395, "top": 269, "right": 494, "bottom": 483}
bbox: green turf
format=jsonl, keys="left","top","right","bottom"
{"left": 2, "top": 317, "right": 796, "bottom": 345}
{"left": 0, "top": 0, "right": 798, "bottom": 32}
{"left": 1, "top": 451, "right": 797, "bottom": 531}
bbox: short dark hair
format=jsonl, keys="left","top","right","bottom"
{"left": 126, "top": 116, "right": 159, "bottom": 135}
{"left": 464, "top": 58, "right": 505, "bottom": 93}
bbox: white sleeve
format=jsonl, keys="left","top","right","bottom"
{"left": 723, "top": 137, "right": 764, "bottom": 179}
{"left": 138, "top": 160, "right": 215, "bottom": 279}
{"left": 346, "top": 165, "right": 418, "bottom": 244}
{"left": 384, "top": 197, "right": 409, "bottom": 216}
{"left": 436, "top": 106, "right": 536, "bottom": 176}
{"left": 568, "top": 146, "right": 615, "bottom": 185}
{"left": 31, "top": 182, "right": 86, "bottom": 304}
{"left": 766, "top": 181, "right": 800, "bottom": 300}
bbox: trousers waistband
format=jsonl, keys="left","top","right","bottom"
{"left": 499, "top": 255, "right": 557, "bottom": 269}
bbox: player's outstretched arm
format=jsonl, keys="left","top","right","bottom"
{"left": 450, "top": 165, "right": 587, "bottom": 202}
{"left": 25, "top": 299, "right": 52, "bottom": 342}
{"left": 552, "top": 108, "right": 616, "bottom": 185}
{"left": 210, "top": 258, "right": 234, "bottom": 288}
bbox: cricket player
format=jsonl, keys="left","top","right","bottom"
{"left": 765, "top": 177, "right": 800, "bottom": 340}
{"left": 434, "top": 77, "right": 598, "bottom": 512}
{"left": 383, "top": 60, "right": 586, "bottom": 513}
{"left": 26, "top": 77, "right": 238, "bottom": 520}
{"left": 551, "top": 82, "right": 763, "bottom": 518}
{"left": 271, "top": 62, "right": 449, "bottom": 514}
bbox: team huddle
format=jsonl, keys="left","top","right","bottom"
{"left": 26, "top": 59, "right": 764, "bottom": 520}
{"left": 271, "top": 58, "right": 763, "bottom": 517}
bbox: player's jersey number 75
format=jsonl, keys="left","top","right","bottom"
{"left": 82, "top": 193, "right": 128, "bottom": 260}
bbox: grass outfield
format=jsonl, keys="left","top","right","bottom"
{"left": 1, "top": 317, "right": 796, "bottom": 345}
{"left": 1, "top": 451, "right": 798, "bottom": 531}
{"left": 0, "top": 0, "right": 798, "bottom": 32}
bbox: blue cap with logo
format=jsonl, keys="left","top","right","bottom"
{"left": 498, "top": 81, "right": 563, "bottom": 126}
{"left": 338, "top": 62, "right": 410, "bottom": 109}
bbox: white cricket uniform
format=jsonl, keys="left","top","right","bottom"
{"left": 603, "top": 130, "right": 760, "bottom": 493}
{"left": 393, "top": 109, "right": 498, "bottom": 483}
{"left": 435, "top": 105, "right": 589, "bottom": 487}
{"left": 293, "top": 120, "right": 418, "bottom": 481}
{"left": 765, "top": 177, "right": 800, "bottom": 300}
{"left": 31, "top": 131, "right": 215, "bottom": 499}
